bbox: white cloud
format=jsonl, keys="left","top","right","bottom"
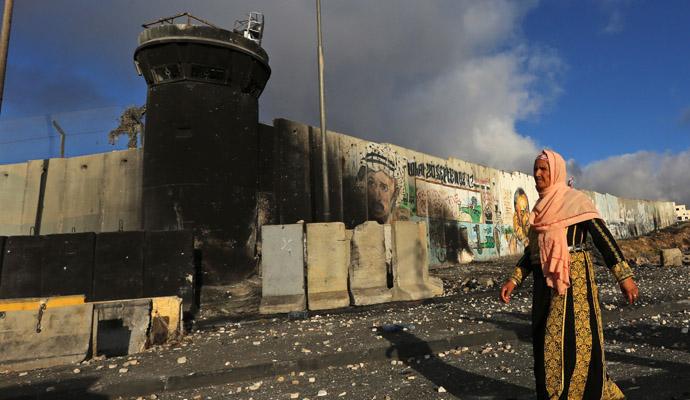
{"left": 299, "top": 0, "right": 561, "bottom": 173}
{"left": 572, "top": 150, "right": 690, "bottom": 206}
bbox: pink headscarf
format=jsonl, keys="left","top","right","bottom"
{"left": 529, "top": 150, "right": 600, "bottom": 295}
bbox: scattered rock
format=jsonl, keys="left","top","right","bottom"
{"left": 660, "top": 248, "right": 683, "bottom": 267}
{"left": 177, "top": 356, "right": 187, "bottom": 364}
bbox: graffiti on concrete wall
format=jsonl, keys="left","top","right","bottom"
{"left": 407, "top": 161, "right": 475, "bottom": 188}
{"left": 415, "top": 179, "right": 482, "bottom": 223}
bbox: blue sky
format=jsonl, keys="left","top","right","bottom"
{"left": 0, "top": 1, "right": 688, "bottom": 204}
{"left": 519, "top": 0, "right": 690, "bottom": 164}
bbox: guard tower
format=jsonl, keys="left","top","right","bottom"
{"left": 134, "top": 13, "right": 270, "bottom": 286}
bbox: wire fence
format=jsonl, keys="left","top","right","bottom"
{"left": 0, "top": 106, "right": 136, "bottom": 165}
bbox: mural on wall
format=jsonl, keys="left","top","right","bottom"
{"left": 512, "top": 188, "right": 530, "bottom": 247}
{"left": 406, "top": 161, "right": 517, "bottom": 262}
{"left": 357, "top": 143, "right": 407, "bottom": 224}
{"left": 332, "top": 124, "right": 674, "bottom": 265}
{"left": 348, "top": 143, "right": 539, "bottom": 264}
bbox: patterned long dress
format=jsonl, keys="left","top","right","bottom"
{"left": 508, "top": 218, "right": 634, "bottom": 399}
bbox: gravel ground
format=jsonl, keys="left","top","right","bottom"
{"left": 2, "top": 258, "right": 688, "bottom": 400}
{"left": 143, "top": 309, "right": 690, "bottom": 400}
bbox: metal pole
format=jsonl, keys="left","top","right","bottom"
{"left": 316, "top": 0, "right": 330, "bottom": 222}
{"left": 52, "top": 120, "right": 66, "bottom": 158}
{"left": 0, "top": 0, "right": 13, "bottom": 115}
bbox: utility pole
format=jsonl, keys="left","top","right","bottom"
{"left": 0, "top": 0, "right": 13, "bottom": 115}
{"left": 316, "top": 0, "right": 330, "bottom": 222}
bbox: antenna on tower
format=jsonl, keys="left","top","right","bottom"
{"left": 233, "top": 12, "right": 264, "bottom": 45}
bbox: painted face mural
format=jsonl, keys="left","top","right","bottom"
{"left": 367, "top": 170, "right": 396, "bottom": 223}
{"left": 513, "top": 188, "right": 530, "bottom": 246}
{"left": 359, "top": 144, "right": 406, "bottom": 224}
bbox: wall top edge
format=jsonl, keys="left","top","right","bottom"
{"left": 272, "top": 117, "right": 675, "bottom": 208}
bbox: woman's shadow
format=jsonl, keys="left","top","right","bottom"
{"left": 379, "top": 327, "right": 532, "bottom": 399}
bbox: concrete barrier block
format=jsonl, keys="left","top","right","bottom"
{"left": 349, "top": 221, "right": 391, "bottom": 305}
{"left": 93, "top": 231, "right": 145, "bottom": 301}
{"left": 0, "top": 301, "right": 93, "bottom": 371}
{"left": 149, "top": 296, "right": 184, "bottom": 345}
{"left": 91, "top": 298, "right": 151, "bottom": 357}
{"left": 0, "top": 235, "right": 44, "bottom": 299}
{"left": 306, "top": 222, "right": 350, "bottom": 310}
{"left": 660, "top": 248, "right": 683, "bottom": 267}
{"left": 143, "top": 230, "right": 195, "bottom": 312}
{"left": 391, "top": 221, "right": 444, "bottom": 301}
{"left": 259, "top": 224, "right": 306, "bottom": 314}
{"left": 41, "top": 232, "right": 96, "bottom": 300}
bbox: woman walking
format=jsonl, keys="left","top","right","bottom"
{"left": 500, "top": 149, "right": 639, "bottom": 399}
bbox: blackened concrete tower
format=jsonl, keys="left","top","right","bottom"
{"left": 134, "top": 17, "right": 270, "bottom": 286}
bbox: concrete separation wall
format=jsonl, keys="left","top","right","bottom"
{"left": 271, "top": 118, "right": 677, "bottom": 266}
{"left": 0, "top": 119, "right": 678, "bottom": 283}
{"left": 0, "top": 160, "right": 42, "bottom": 235}
{"left": 0, "top": 149, "right": 142, "bottom": 237}
{"left": 41, "top": 149, "right": 142, "bottom": 234}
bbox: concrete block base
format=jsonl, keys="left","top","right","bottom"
{"left": 351, "top": 287, "right": 392, "bottom": 306}
{"left": 391, "top": 279, "right": 444, "bottom": 301}
{"left": 308, "top": 291, "right": 350, "bottom": 311}
{"left": 260, "top": 294, "right": 307, "bottom": 315}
